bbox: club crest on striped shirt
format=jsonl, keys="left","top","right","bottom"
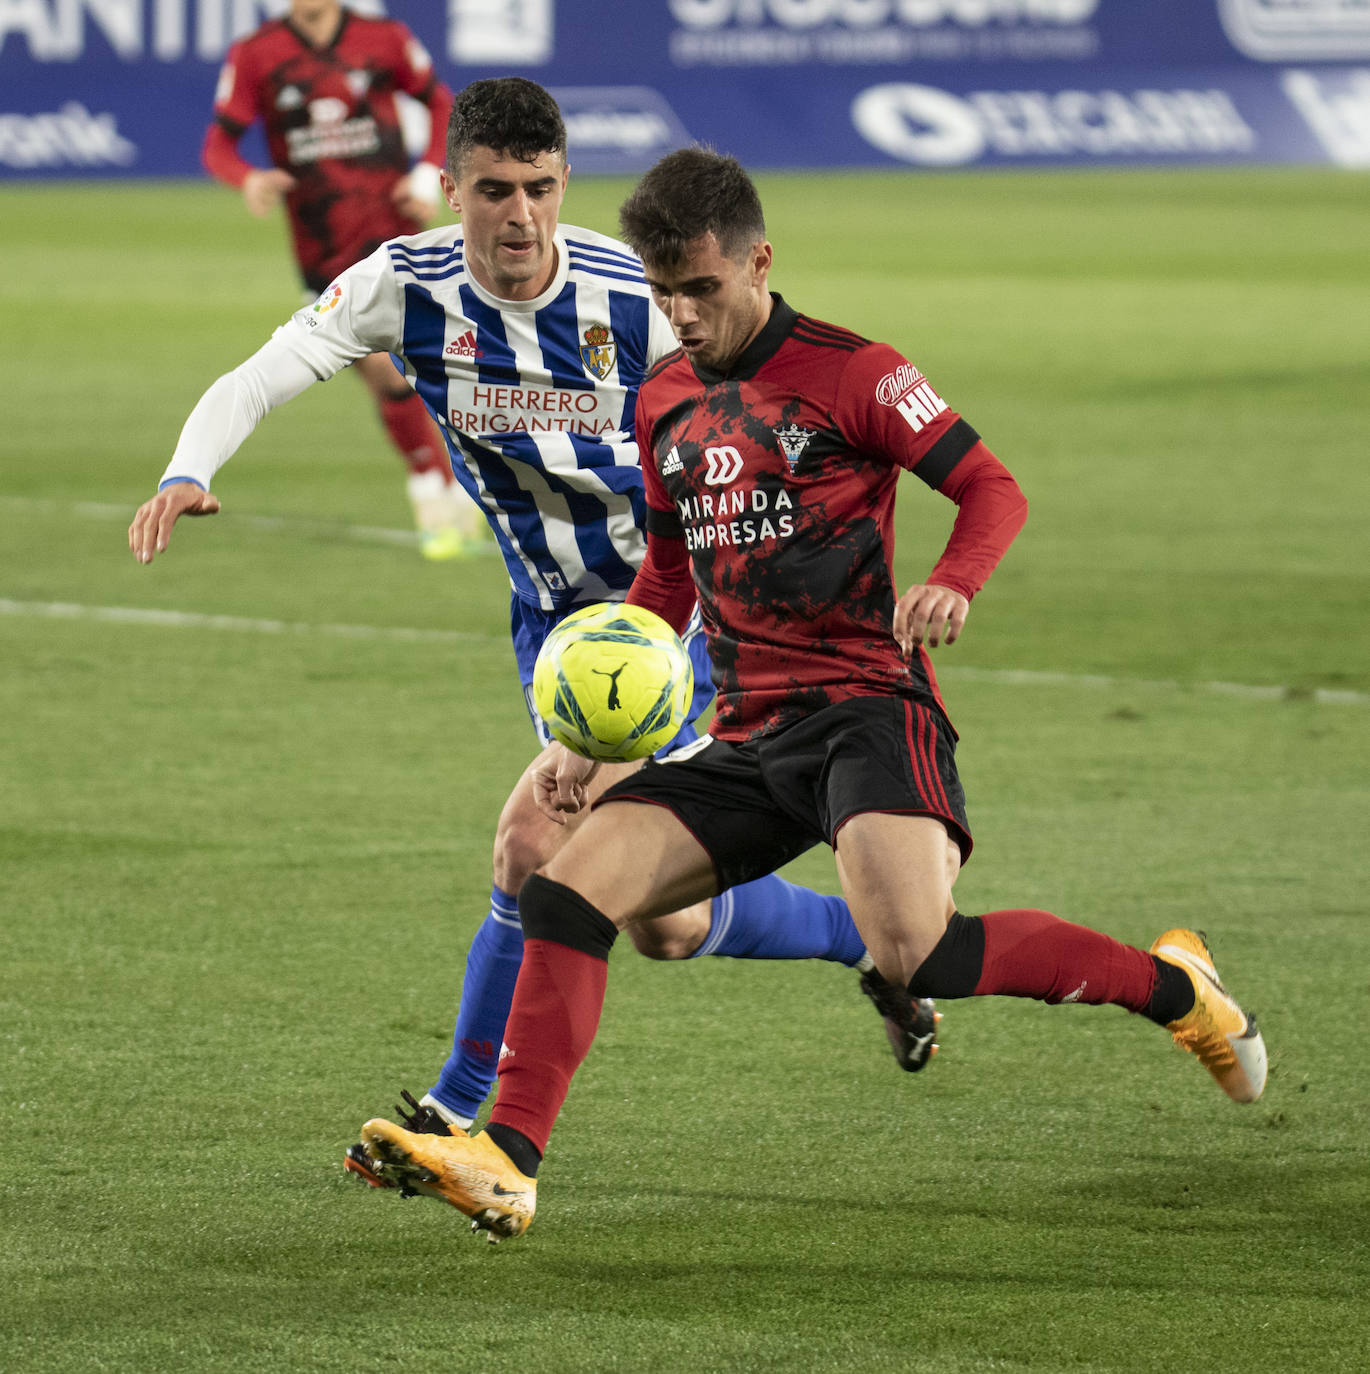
{"left": 580, "top": 325, "right": 617, "bottom": 380}
{"left": 773, "top": 423, "right": 815, "bottom": 470}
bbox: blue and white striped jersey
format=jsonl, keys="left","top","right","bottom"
{"left": 283, "top": 222, "right": 678, "bottom": 611}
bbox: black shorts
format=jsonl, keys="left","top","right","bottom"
{"left": 597, "top": 695, "right": 972, "bottom": 893}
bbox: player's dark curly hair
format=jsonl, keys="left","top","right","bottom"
{"left": 446, "top": 78, "right": 567, "bottom": 175}
{"left": 618, "top": 147, "right": 766, "bottom": 267}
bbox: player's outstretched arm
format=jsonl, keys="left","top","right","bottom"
{"left": 128, "top": 482, "right": 221, "bottom": 564}
{"left": 531, "top": 742, "right": 602, "bottom": 824}
{"left": 894, "top": 582, "right": 969, "bottom": 657}
{"left": 129, "top": 335, "right": 330, "bottom": 565}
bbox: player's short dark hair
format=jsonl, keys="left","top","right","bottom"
{"left": 618, "top": 147, "right": 766, "bottom": 268}
{"left": 446, "top": 78, "right": 567, "bottom": 175}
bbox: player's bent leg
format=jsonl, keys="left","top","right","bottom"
{"left": 625, "top": 901, "right": 713, "bottom": 959}
{"left": 491, "top": 748, "right": 643, "bottom": 892}
{"left": 363, "top": 804, "right": 718, "bottom": 1242}
{"left": 420, "top": 754, "right": 652, "bottom": 1127}
{"left": 834, "top": 812, "right": 960, "bottom": 986}
{"left": 541, "top": 798, "right": 720, "bottom": 927}
{"left": 833, "top": 813, "right": 956, "bottom": 1071}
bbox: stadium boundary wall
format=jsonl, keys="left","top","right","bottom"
{"left": 2, "top": 1, "right": 1368, "bottom": 177}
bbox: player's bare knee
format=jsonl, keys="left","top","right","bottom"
{"left": 625, "top": 901, "right": 712, "bottom": 961}
{"left": 491, "top": 812, "right": 561, "bottom": 892}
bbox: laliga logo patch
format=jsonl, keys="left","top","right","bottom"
{"left": 312, "top": 283, "right": 343, "bottom": 314}
{"left": 773, "top": 424, "right": 814, "bottom": 471}
{"left": 579, "top": 325, "right": 617, "bottom": 380}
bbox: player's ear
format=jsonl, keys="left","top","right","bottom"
{"left": 750, "top": 240, "right": 773, "bottom": 285}
{"left": 440, "top": 169, "right": 462, "bottom": 215}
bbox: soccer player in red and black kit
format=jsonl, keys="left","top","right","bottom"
{"left": 203, "top": 0, "right": 479, "bottom": 558}
{"left": 357, "top": 149, "right": 1267, "bottom": 1242}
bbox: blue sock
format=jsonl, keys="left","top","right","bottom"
{"left": 429, "top": 886, "right": 524, "bottom": 1124}
{"left": 690, "top": 873, "right": 866, "bottom": 966}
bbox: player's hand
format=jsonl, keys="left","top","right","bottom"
{"left": 531, "top": 742, "right": 601, "bottom": 823}
{"left": 242, "top": 168, "right": 296, "bottom": 217}
{"left": 392, "top": 162, "right": 442, "bottom": 223}
{"left": 128, "top": 483, "right": 221, "bottom": 564}
{"left": 894, "top": 582, "right": 969, "bottom": 656}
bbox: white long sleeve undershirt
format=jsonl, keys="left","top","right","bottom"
{"left": 159, "top": 329, "right": 331, "bottom": 491}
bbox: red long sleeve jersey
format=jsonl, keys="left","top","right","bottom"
{"left": 205, "top": 11, "right": 451, "bottom": 290}
{"left": 631, "top": 296, "right": 1027, "bottom": 742}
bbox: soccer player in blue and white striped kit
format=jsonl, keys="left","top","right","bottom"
{"left": 128, "top": 79, "right": 935, "bottom": 1166}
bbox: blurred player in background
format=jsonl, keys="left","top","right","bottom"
{"left": 204, "top": 0, "right": 480, "bottom": 559}
{"left": 129, "top": 80, "right": 935, "bottom": 1169}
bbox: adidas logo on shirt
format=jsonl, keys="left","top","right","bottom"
{"left": 661, "top": 444, "right": 683, "bottom": 476}
{"left": 445, "top": 329, "right": 481, "bottom": 360}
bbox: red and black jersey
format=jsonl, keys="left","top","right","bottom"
{"left": 630, "top": 295, "right": 1027, "bottom": 742}
{"left": 205, "top": 10, "right": 451, "bottom": 290}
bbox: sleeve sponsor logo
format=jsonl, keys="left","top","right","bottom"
{"left": 312, "top": 282, "right": 343, "bottom": 314}
{"left": 875, "top": 362, "right": 926, "bottom": 407}
{"left": 889, "top": 377, "right": 950, "bottom": 436}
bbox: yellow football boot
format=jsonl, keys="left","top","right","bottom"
{"left": 1151, "top": 928, "right": 1267, "bottom": 1103}
{"left": 343, "top": 1090, "right": 466, "bottom": 1189}
{"left": 361, "top": 1121, "right": 536, "bottom": 1242}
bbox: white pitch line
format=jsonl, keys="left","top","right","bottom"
{"left": 5, "top": 495, "right": 419, "bottom": 548}
{"left": 940, "top": 664, "right": 1369, "bottom": 708}
{"left": 3, "top": 598, "right": 1366, "bottom": 708}
{"left": 0, "top": 598, "right": 485, "bottom": 645}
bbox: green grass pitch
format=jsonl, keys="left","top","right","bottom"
{"left": 2, "top": 168, "right": 1368, "bottom": 1372}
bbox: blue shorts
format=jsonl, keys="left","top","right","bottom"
{"left": 510, "top": 595, "right": 715, "bottom": 755}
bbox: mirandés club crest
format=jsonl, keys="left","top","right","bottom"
{"left": 580, "top": 325, "right": 617, "bottom": 380}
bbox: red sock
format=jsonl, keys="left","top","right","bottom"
{"left": 975, "top": 908, "right": 1156, "bottom": 1012}
{"left": 489, "top": 938, "right": 609, "bottom": 1154}
{"left": 379, "top": 392, "right": 446, "bottom": 474}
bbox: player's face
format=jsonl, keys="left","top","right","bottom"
{"left": 442, "top": 146, "right": 568, "bottom": 301}
{"left": 643, "top": 233, "right": 773, "bottom": 373}
{"left": 289, "top": 0, "right": 340, "bottom": 24}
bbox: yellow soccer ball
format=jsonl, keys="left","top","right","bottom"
{"left": 532, "top": 602, "right": 694, "bottom": 762}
